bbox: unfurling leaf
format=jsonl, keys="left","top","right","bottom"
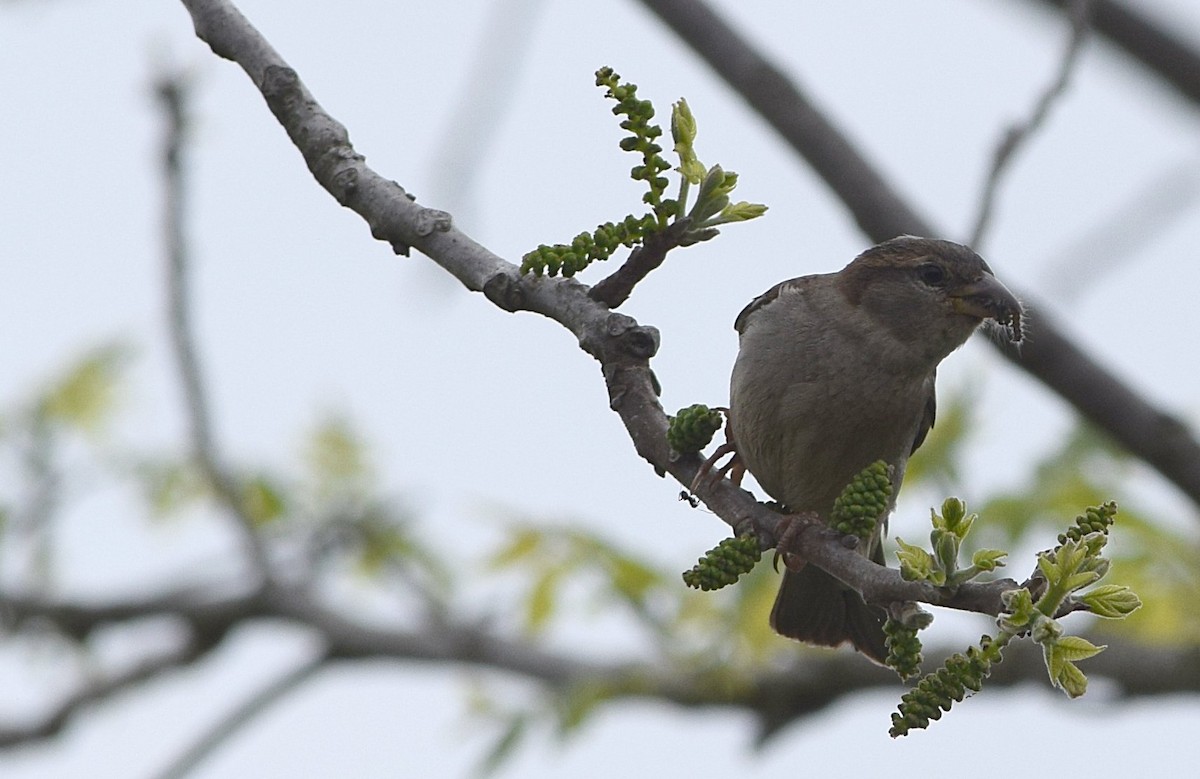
{"left": 894, "top": 537, "right": 938, "bottom": 583}
{"left": 1080, "top": 584, "right": 1142, "bottom": 618}
{"left": 971, "top": 548, "right": 1007, "bottom": 572}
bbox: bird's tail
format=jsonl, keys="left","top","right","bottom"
{"left": 769, "top": 565, "right": 889, "bottom": 664}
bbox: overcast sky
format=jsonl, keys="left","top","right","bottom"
{"left": 3, "top": 1, "right": 1200, "bottom": 776}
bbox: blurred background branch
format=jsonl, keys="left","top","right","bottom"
{"left": 1025, "top": 0, "right": 1200, "bottom": 104}
{"left": 968, "top": 0, "right": 1092, "bottom": 248}
{"left": 157, "top": 71, "right": 272, "bottom": 579}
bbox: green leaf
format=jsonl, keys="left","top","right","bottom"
{"left": 1056, "top": 661, "right": 1089, "bottom": 698}
{"left": 689, "top": 164, "right": 734, "bottom": 222}
{"left": 1080, "top": 584, "right": 1142, "bottom": 618}
{"left": 241, "top": 474, "right": 287, "bottom": 526}
{"left": 525, "top": 568, "right": 561, "bottom": 633}
{"left": 474, "top": 714, "right": 529, "bottom": 778}
{"left": 998, "top": 587, "right": 1036, "bottom": 632}
{"left": 1001, "top": 587, "right": 1034, "bottom": 614}
{"left": 488, "top": 527, "right": 543, "bottom": 569}
{"left": 1036, "top": 553, "right": 1060, "bottom": 582}
{"left": 671, "top": 98, "right": 704, "bottom": 185}
{"left": 305, "top": 415, "right": 372, "bottom": 500}
{"left": 1061, "top": 570, "right": 1102, "bottom": 592}
{"left": 355, "top": 519, "right": 415, "bottom": 575}
{"left": 1052, "top": 634, "right": 1106, "bottom": 663}
{"left": 951, "top": 512, "right": 976, "bottom": 539}
{"left": 555, "top": 681, "right": 610, "bottom": 734}
{"left": 1030, "top": 614, "right": 1064, "bottom": 644}
{"left": 1081, "top": 531, "right": 1109, "bottom": 556}
{"left": 607, "top": 555, "right": 662, "bottom": 605}
{"left": 138, "top": 459, "right": 208, "bottom": 517}
{"left": 894, "top": 537, "right": 938, "bottom": 583}
{"left": 1054, "top": 540, "right": 1088, "bottom": 576}
{"left": 679, "top": 158, "right": 707, "bottom": 187}
{"left": 671, "top": 98, "right": 697, "bottom": 147}
{"left": 1042, "top": 634, "right": 1102, "bottom": 698}
{"left": 37, "top": 343, "right": 129, "bottom": 434}
{"left": 971, "top": 548, "right": 1007, "bottom": 572}
{"left": 716, "top": 201, "right": 767, "bottom": 222}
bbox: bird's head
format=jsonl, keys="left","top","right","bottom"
{"left": 836, "top": 236, "right": 1023, "bottom": 359}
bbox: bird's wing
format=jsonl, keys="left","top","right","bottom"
{"left": 734, "top": 279, "right": 791, "bottom": 334}
{"left": 734, "top": 277, "right": 815, "bottom": 334}
{"left": 909, "top": 373, "right": 937, "bottom": 455}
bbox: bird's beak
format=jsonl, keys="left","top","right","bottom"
{"left": 950, "top": 272, "right": 1023, "bottom": 341}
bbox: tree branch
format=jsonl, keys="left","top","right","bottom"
{"left": 766, "top": 512, "right": 1023, "bottom": 614}
{"left": 968, "top": 0, "right": 1092, "bottom": 247}
{"left": 1024, "top": 0, "right": 1200, "bottom": 106}
{"left": 589, "top": 218, "right": 693, "bottom": 308}
{"left": 0, "top": 589, "right": 227, "bottom": 749}
{"left": 746, "top": 638, "right": 1200, "bottom": 742}
{"left": 156, "top": 71, "right": 272, "bottom": 577}
{"left": 5, "top": 585, "right": 1198, "bottom": 746}
{"left": 0, "top": 641, "right": 212, "bottom": 748}
{"left": 633, "top": 0, "right": 1200, "bottom": 510}
{"left": 150, "top": 652, "right": 328, "bottom": 779}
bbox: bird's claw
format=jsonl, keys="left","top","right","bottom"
{"left": 688, "top": 408, "right": 744, "bottom": 497}
{"left": 771, "top": 512, "right": 812, "bottom": 573}
{"left": 690, "top": 441, "right": 744, "bottom": 494}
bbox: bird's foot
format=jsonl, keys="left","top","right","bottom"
{"left": 771, "top": 511, "right": 821, "bottom": 573}
{"left": 690, "top": 441, "right": 744, "bottom": 493}
{"left": 689, "top": 408, "right": 744, "bottom": 495}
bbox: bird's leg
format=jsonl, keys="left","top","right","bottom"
{"left": 689, "top": 408, "right": 745, "bottom": 494}
{"left": 690, "top": 441, "right": 742, "bottom": 492}
{"left": 771, "top": 511, "right": 820, "bottom": 573}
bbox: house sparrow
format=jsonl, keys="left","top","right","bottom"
{"left": 729, "top": 236, "right": 1022, "bottom": 662}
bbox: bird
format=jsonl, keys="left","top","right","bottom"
{"left": 727, "top": 235, "right": 1022, "bottom": 663}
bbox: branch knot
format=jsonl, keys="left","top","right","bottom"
{"left": 414, "top": 208, "right": 452, "bottom": 236}
{"left": 483, "top": 270, "right": 526, "bottom": 312}
{"left": 261, "top": 65, "right": 299, "bottom": 105}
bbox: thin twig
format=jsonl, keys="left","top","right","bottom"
{"left": 968, "top": 0, "right": 1092, "bottom": 247}
{"left": 1023, "top": 0, "right": 1200, "bottom": 106}
{"left": 589, "top": 219, "right": 692, "bottom": 307}
{"left": 0, "top": 638, "right": 213, "bottom": 748}
{"left": 151, "top": 652, "right": 329, "bottom": 779}
{"left": 156, "top": 70, "right": 272, "bottom": 578}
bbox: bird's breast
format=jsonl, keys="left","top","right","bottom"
{"left": 729, "top": 299, "right": 931, "bottom": 513}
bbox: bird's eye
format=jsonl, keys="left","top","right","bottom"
{"left": 916, "top": 263, "right": 948, "bottom": 287}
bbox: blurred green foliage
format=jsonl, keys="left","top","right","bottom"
{"left": 34, "top": 343, "right": 130, "bottom": 435}
{"left": 1, "top": 347, "right": 1195, "bottom": 766}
